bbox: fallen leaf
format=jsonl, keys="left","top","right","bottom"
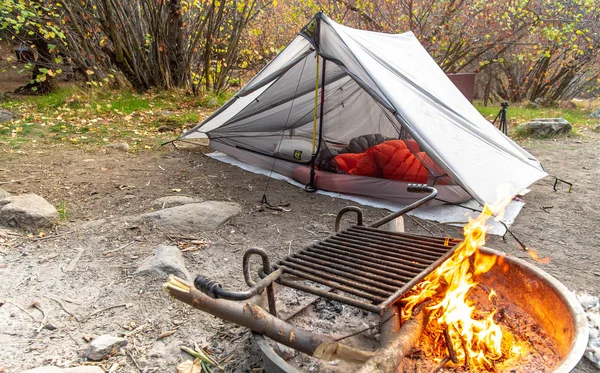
{"left": 176, "top": 358, "right": 202, "bottom": 373}
{"left": 172, "top": 189, "right": 182, "bottom": 192}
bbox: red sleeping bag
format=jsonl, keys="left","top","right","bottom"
{"left": 334, "top": 140, "right": 436, "bottom": 183}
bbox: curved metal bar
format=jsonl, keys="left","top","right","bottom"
{"left": 194, "top": 269, "right": 282, "bottom": 301}
{"left": 370, "top": 184, "right": 438, "bottom": 228}
{"left": 334, "top": 206, "right": 364, "bottom": 232}
{"left": 243, "top": 247, "right": 273, "bottom": 286}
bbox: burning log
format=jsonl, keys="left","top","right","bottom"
{"left": 357, "top": 308, "right": 429, "bottom": 373}
{"left": 163, "top": 275, "right": 375, "bottom": 364}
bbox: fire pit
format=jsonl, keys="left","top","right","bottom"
{"left": 250, "top": 247, "right": 587, "bottom": 372}
{"left": 164, "top": 185, "right": 588, "bottom": 372}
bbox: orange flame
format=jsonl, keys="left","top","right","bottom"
{"left": 526, "top": 247, "right": 551, "bottom": 264}
{"left": 401, "top": 200, "right": 528, "bottom": 369}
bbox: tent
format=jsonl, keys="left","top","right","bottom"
{"left": 180, "top": 12, "right": 547, "bottom": 207}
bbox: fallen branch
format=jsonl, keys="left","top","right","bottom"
{"left": 357, "top": 310, "right": 429, "bottom": 373}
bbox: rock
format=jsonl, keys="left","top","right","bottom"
{"left": 105, "top": 142, "right": 130, "bottom": 152}
{"left": 594, "top": 125, "right": 600, "bottom": 133}
{"left": 135, "top": 244, "right": 191, "bottom": 280}
{"left": 0, "top": 188, "right": 10, "bottom": 199}
{"left": 0, "top": 108, "right": 19, "bottom": 123}
{"left": 590, "top": 108, "right": 600, "bottom": 118}
{"left": 520, "top": 118, "right": 572, "bottom": 137}
{"left": 21, "top": 366, "right": 104, "bottom": 373}
{"left": 138, "top": 201, "right": 240, "bottom": 233}
{"left": 0, "top": 194, "right": 59, "bottom": 231}
{"left": 84, "top": 334, "right": 128, "bottom": 361}
{"left": 152, "top": 196, "right": 200, "bottom": 209}
{"left": 275, "top": 342, "right": 296, "bottom": 360}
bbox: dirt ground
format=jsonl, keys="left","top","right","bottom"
{"left": 0, "top": 129, "right": 599, "bottom": 373}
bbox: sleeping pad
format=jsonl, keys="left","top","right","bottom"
{"left": 334, "top": 140, "right": 437, "bottom": 183}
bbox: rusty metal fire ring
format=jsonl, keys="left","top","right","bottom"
{"left": 252, "top": 247, "right": 589, "bottom": 373}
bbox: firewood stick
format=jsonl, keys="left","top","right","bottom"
{"left": 357, "top": 310, "right": 429, "bottom": 373}
{"left": 443, "top": 326, "right": 458, "bottom": 363}
{"left": 430, "top": 356, "right": 451, "bottom": 373}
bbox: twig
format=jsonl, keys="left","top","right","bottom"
{"left": 413, "top": 299, "right": 432, "bottom": 316}
{"left": 44, "top": 295, "right": 80, "bottom": 322}
{"left": 33, "top": 303, "right": 49, "bottom": 333}
{"left": 167, "top": 235, "right": 203, "bottom": 241}
{"left": 406, "top": 214, "right": 436, "bottom": 236}
{"left": 124, "top": 324, "right": 148, "bottom": 337}
{"left": 0, "top": 176, "right": 32, "bottom": 185}
{"left": 460, "top": 337, "right": 470, "bottom": 370}
{"left": 6, "top": 300, "right": 36, "bottom": 320}
{"left": 443, "top": 326, "right": 458, "bottom": 363}
{"left": 125, "top": 350, "right": 142, "bottom": 372}
{"left": 31, "top": 231, "right": 74, "bottom": 241}
{"left": 430, "top": 356, "right": 451, "bottom": 373}
{"left": 89, "top": 303, "right": 127, "bottom": 317}
{"left": 102, "top": 241, "right": 134, "bottom": 256}
{"left": 157, "top": 329, "right": 178, "bottom": 339}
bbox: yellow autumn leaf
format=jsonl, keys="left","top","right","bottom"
{"left": 86, "top": 70, "right": 94, "bottom": 75}
{"left": 176, "top": 358, "right": 202, "bottom": 373}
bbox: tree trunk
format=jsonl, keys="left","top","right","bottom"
{"left": 167, "top": 0, "right": 185, "bottom": 88}
{"left": 14, "top": 38, "right": 58, "bottom": 95}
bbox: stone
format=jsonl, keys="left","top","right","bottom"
{"left": 152, "top": 196, "right": 200, "bottom": 209}
{"left": 275, "top": 342, "right": 296, "bottom": 360}
{"left": 594, "top": 125, "right": 600, "bottom": 133}
{"left": 590, "top": 108, "right": 600, "bottom": 118}
{"left": 138, "top": 201, "right": 240, "bottom": 233}
{"left": 0, "top": 188, "right": 10, "bottom": 199}
{"left": 520, "top": 118, "right": 572, "bottom": 137}
{"left": 0, "top": 109, "right": 19, "bottom": 123}
{"left": 20, "top": 366, "right": 104, "bottom": 373}
{"left": 84, "top": 334, "right": 128, "bottom": 361}
{"left": 135, "top": 244, "right": 190, "bottom": 280}
{"left": 105, "top": 142, "right": 130, "bottom": 152}
{"left": 0, "top": 194, "right": 59, "bottom": 231}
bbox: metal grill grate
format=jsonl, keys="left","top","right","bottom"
{"left": 276, "top": 226, "right": 460, "bottom": 313}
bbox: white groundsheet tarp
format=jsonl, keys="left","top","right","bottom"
{"left": 208, "top": 152, "right": 524, "bottom": 236}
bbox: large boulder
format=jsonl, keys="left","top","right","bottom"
{"left": 138, "top": 201, "right": 240, "bottom": 233}
{"left": 84, "top": 334, "right": 128, "bottom": 361}
{"left": 590, "top": 108, "right": 600, "bottom": 118}
{"left": 0, "top": 194, "right": 59, "bottom": 231}
{"left": 0, "top": 109, "right": 19, "bottom": 123}
{"left": 135, "top": 244, "right": 190, "bottom": 280}
{"left": 520, "top": 118, "right": 572, "bottom": 137}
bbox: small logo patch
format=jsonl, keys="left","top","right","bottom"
{"left": 293, "top": 150, "right": 303, "bottom": 160}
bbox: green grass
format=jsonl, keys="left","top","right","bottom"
{"left": 0, "top": 86, "right": 221, "bottom": 151}
{"left": 474, "top": 101, "right": 598, "bottom": 131}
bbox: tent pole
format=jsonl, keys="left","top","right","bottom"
{"left": 307, "top": 58, "right": 327, "bottom": 192}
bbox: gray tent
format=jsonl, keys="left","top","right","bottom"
{"left": 181, "top": 12, "right": 547, "bottom": 206}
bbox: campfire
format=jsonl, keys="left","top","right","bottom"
{"left": 399, "top": 196, "right": 558, "bottom": 371}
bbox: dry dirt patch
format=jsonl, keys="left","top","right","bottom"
{"left": 0, "top": 132, "right": 599, "bottom": 373}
